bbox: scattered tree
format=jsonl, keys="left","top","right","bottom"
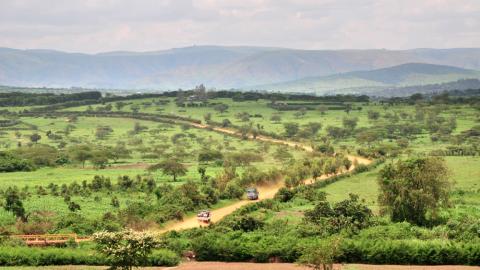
{"left": 149, "top": 159, "right": 187, "bottom": 181}
{"left": 29, "top": 133, "right": 41, "bottom": 144}
{"left": 378, "top": 157, "right": 452, "bottom": 225}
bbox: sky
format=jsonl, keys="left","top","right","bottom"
{"left": 0, "top": 0, "right": 479, "bottom": 53}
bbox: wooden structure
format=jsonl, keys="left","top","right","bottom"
{"left": 11, "top": 234, "right": 91, "bottom": 246}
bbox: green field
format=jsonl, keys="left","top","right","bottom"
{"left": 0, "top": 90, "right": 479, "bottom": 267}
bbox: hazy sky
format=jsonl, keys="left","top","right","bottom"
{"left": 0, "top": 0, "right": 479, "bottom": 53}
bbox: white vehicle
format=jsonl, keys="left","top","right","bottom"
{"left": 197, "top": 210, "right": 211, "bottom": 224}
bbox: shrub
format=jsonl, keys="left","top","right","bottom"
{"left": 93, "top": 229, "right": 161, "bottom": 269}
{"left": 0, "top": 152, "right": 34, "bottom": 172}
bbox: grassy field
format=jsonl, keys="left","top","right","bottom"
{"left": 0, "top": 92, "right": 479, "bottom": 267}
{"left": 61, "top": 97, "right": 478, "bottom": 134}
{"left": 0, "top": 97, "right": 477, "bottom": 217}
{"left": 271, "top": 156, "right": 480, "bottom": 219}
{"left": 0, "top": 115, "right": 303, "bottom": 185}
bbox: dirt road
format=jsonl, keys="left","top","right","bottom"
{"left": 161, "top": 182, "right": 284, "bottom": 232}
{"left": 160, "top": 123, "right": 372, "bottom": 232}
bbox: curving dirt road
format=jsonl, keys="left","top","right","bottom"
{"left": 161, "top": 182, "right": 284, "bottom": 232}
{"left": 160, "top": 123, "right": 372, "bottom": 233}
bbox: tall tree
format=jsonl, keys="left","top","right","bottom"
{"left": 378, "top": 157, "right": 452, "bottom": 225}
{"left": 149, "top": 159, "right": 187, "bottom": 181}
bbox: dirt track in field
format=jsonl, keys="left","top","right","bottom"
{"left": 160, "top": 123, "right": 372, "bottom": 233}
{"left": 161, "top": 181, "right": 284, "bottom": 232}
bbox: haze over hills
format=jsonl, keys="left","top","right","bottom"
{"left": 1, "top": 46, "right": 480, "bottom": 93}
{"left": 252, "top": 63, "right": 480, "bottom": 94}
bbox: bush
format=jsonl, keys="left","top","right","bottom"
{"left": 0, "top": 246, "right": 105, "bottom": 266}
{"left": 0, "top": 152, "right": 35, "bottom": 172}
{"left": 338, "top": 239, "right": 480, "bottom": 265}
{"left": 0, "top": 246, "right": 180, "bottom": 267}
{"left": 274, "top": 187, "right": 294, "bottom": 202}
{"left": 147, "top": 249, "right": 181, "bottom": 267}
{"left": 223, "top": 182, "right": 244, "bottom": 199}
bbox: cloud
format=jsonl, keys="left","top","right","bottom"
{"left": 0, "top": 0, "right": 478, "bottom": 53}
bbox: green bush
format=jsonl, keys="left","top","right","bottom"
{"left": 0, "top": 247, "right": 105, "bottom": 266}
{"left": 339, "top": 239, "right": 480, "bottom": 265}
{"left": 148, "top": 249, "right": 180, "bottom": 266}
{"left": 0, "top": 246, "right": 180, "bottom": 266}
{"left": 0, "top": 152, "right": 35, "bottom": 172}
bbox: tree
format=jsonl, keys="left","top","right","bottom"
{"left": 198, "top": 149, "right": 223, "bottom": 164}
{"left": 378, "top": 157, "right": 452, "bottom": 225}
{"left": 204, "top": 113, "right": 212, "bottom": 122}
{"left": 213, "top": 103, "right": 229, "bottom": 114}
{"left": 133, "top": 122, "right": 147, "bottom": 134}
{"left": 284, "top": 122, "right": 299, "bottom": 138}
{"left": 298, "top": 237, "right": 342, "bottom": 270}
{"left": 115, "top": 101, "right": 126, "bottom": 111}
{"left": 4, "top": 188, "right": 26, "bottom": 221}
{"left": 111, "top": 196, "right": 120, "bottom": 208}
{"left": 198, "top": 166, "right": 207, "bottom": 180}
{"left": 91, "top": 151, "right": 109, "bottom": 169}
{"left": 270, "top": 114, "right": 282, "bottom": 123}
{"left": 367, "top": 110, "right": 380, "bottom": 121}
{"left": 326, "top": 126, "right": 347, "bottom": 139}
{"left": 29, "top": 133, "right": 41, "bottom": 144}
{"left": 130, "top": 104, "right": 140, "bottom": 113}
{"left": 344, "top": 103, "right": 352, "bottom": 114}
{"left": 68, "top": 201, "right": 81, "bottom": 212}
{"left": 239, "top": 125, "right": 251, "bottom": 140}
{"left": 107, "top": 145, "right": 132, "bottom": 162}
{"left": 294, "top": 107, "right": 307, "bottom": 118}
{"left": 226, "top": 152, "right": 263, "bottom": 167}
{"left": 93, "top": 230, "right": 159, "bottom": 270}
{"left": 356, "top": 130, "right": 380, "bottom": 146}
{"left": 317, "top": 105, "right": 328, "bottom": 115}
{"left": 180, "top": 180, "right": 204, "bottom": 207}
{"left": 273, "top": 146, "right": 293, "bottom": 162}
{"left": 235, "top": 112, "right": 250, "bottom": 122}
{"left": 223, "top": 181, "right": 244, "bottom": 199}
{"left": 70, "top": 147, "right": 92, "bottom": 168}
{"left": 222, "top": 119, "right": 231, "bottom": 127}
{"left": 342, "top": 157, "right": 352, "bottom": 171}
{"left": 148, "top": 159, "right": 187, "bottom": 181}
{"left": 311, "top": 161, "right": 324, "bottom": 181}
{"left": 342, "top": 116, "right": 358, "bottom": 131}
{"left": 300, "top": 122, "right": 322, "bottom": 138}
{"left": 95, "top": 125, "right": 113, "bottom": 140}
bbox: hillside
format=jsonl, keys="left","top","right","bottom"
{"left": 1, "top": 47, "right": 480, "bottom": 90}
{"left": 368, "top": 78, "right": 480, "bottom": 97}
{"left": 252, "top": 63, "right": 480, "bottom": 94}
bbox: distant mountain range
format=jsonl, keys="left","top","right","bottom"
{"left": 1, "top": 46, "right": 480, "bottom": 94}
{"left": 253, "top": 63, "right": 480, "bottom": 94}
